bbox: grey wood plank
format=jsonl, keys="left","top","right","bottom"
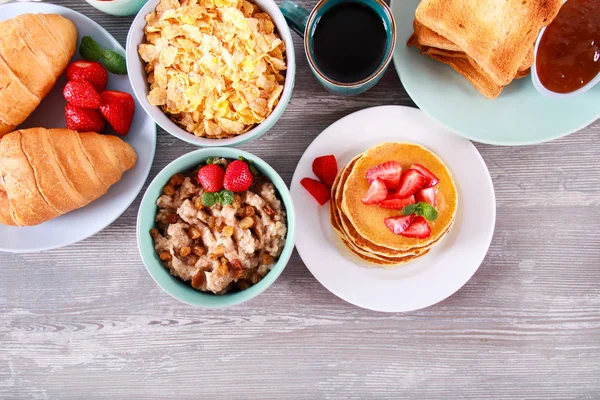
{"left": 0, "top": 0, "right": 599, "bottom": 398}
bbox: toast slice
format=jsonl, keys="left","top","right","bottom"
{"left": 415, "top": 0, "right": 562, "bottom": 86}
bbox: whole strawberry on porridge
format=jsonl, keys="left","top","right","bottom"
{"left": 151, "top": 157, "right": 287, "bottom": 294}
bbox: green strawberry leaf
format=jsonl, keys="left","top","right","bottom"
{"left": 101, "top": 49, "right": 127, "bottom": 75}
{"left": 238, "top": 156, "right": 258, "bottom": 175}
{"left": 220, "top": 190, "right": 234, "bottom": 205}
{"left": 205, "top": 157, "right": 213, "bottom": 165}
{"left": 202, "top": 192, "right": 216, "bottom": 207}
{"left": 79, "top": 36, "right": 102, "bottom": 61}
{"left": 401, "top": 203, "right": 418, "bottom": 216}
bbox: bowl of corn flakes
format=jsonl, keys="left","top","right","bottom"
{"left": 126, "top": 0, "right": 295, "bottom": 146}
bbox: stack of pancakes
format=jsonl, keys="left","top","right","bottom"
{"left": 407, "top": 0, "right": 563, "bottom": 99}
{"left": 329, "top": 142, "right": 458, "bottom": 268}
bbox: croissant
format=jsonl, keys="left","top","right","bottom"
{"left": 0, "top": 14, "right": 77, "bottom": 137}
{"left": 0, "top": 128, "right": 137, "bottom": 227}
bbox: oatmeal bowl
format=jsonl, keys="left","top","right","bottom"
{"left": 126, "top": 0, "right": 296, "bottom": 147}
{"left": 137, "top": 147, "right": 295, "bottom": 307}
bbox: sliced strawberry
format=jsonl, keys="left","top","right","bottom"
{"left": 394, "top": 169, "right": 426, "bottom": 199}
{"left": 301, "top": 178, "right": 330, "bottom": 206}
{"left": 384, "top": 215, "right": 415, "bottom": 234}
{"left": 361, "top": 178, "right": 387, "bottom": 205}
{"left": 415, "top": 187, "right": 438, "bottom": 207}
{"left": 312, "top": 155, "right": 338, "bottom": 187}
{"left": 400, "top": 216, "right": 431, "bottom": 238}
{"left": 411, "top": 164, "right": 439, "bottom": 187}
{"left": 99, "top": 90, "right": 135, "bottom": 135}
{"left": 66, "top": 60, "right": 108, "bottom": 92}
{"left": 365, "top": 161, "right": 402, "bottom": 189}
{"left": 379, "top": 195, "right": 416, "bottom": 210}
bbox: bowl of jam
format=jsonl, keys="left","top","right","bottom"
{"left": 532, "top": 0, "right": 600, "bottom": 98}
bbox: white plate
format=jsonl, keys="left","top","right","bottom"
{"left": 0, "top": 3, "right": 156, "bottom": 253}
{"left": 291, "top": 106, "right": 495, "bottom": 312}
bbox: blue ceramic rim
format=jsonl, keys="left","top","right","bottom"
{"left": 303, "top": 0, "right": 396, "bottom": 88}
{"left": 136, "top": 147, "right": 296, "bottom": 308}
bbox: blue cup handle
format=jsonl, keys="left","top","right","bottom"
{"left": 280, "top": 1, "right": 309, "bottom": 37}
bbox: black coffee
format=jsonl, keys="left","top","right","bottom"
{"left": 312, "top": 2, "right": 387, "bottom": 84}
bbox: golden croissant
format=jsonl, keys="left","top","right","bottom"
{"left": 0, "top": 14, "right": 77, "bottom": 137}
{"left": 0, "top": 128, "right": 137, "bottom": 227}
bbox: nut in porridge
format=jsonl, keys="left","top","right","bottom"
{"left": 159, "top": 251, "right": 172, "bottom": 261}
{"left": 179, "top": 246, "right": 191, "bottom": 257}
{"left": 138, "top": 0, "right": 286, "bottom": 139}
{"left": 163, "top": 184, "right": 175, "bottom": 196}
{"left": 188, "top": 227, "right": 201, "bottom": 240}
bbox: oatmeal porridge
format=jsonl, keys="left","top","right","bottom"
{"left": 151, "top": 158, "right": 287, "bottom": 294}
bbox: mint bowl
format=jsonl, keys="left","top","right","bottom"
{"left": 137, "top": 148, "right": 296, "bottom": 307}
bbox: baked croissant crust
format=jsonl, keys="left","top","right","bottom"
{"left": 0, "top": 14, "right": 77, "bottom": 137}
{"left": 0, "top": 128, "right": 137, "bottom": 227}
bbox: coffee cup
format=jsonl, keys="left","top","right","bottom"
{"left": 280, "top": 0, "right": 395, "bottom": 95}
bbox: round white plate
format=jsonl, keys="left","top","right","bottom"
{"left": 0, "top": 3, "right": 156, "bottom": 253}
{"left": 291, "top": 106, "right": 495, "bottom": 312}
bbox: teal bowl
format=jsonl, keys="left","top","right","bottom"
{"left": 137, "top": 148, "right": 296, "bottom": 307}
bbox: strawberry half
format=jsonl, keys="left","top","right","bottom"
{"left": 411, "top": 164, "right": 439, "bottom": 187}
{"left": 379, "top": 195, "right": 415, "bottom": 210}
{"left": 301, "top": 177, "right": 330, "bottom": 205}
{"left": 66, "top": 60, "right": 108, "bottom": 92}
{"left": 99, "top": 90, "right": 135, "bottom": 135}
{"left": 65, "top": 104, "right": 105, "bottom": 132}
{"left": 415, "top": 187, "right": 438, "bottom": 207}
{"left": 223, "top": 160, "right": 254, "bottom": 192}
{"left": 63, "top": 80, "right": 101, "bottom": 109}
{"left": 361, "top": 178, "right": 388, "bottom": 205}
{"left": 197, "top": 164, "right": 225, "bottom": 192}
{"left": 394, "top": 169, "right": 426, "bottom": 199}
{"left": 312, "top": 155, "right": 338, "bottom": 187}
{"left": 400, "top": 216, "right": 431, "bottom": 238}
{"left": 365, "top": 161, "right": 402, "bottom": 189}
{"left": 384, "top": 215, "right": 415, "bottom": 234}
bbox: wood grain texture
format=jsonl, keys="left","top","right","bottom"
{"left": 1, "top": 1, "right": 599, "bottom": 398}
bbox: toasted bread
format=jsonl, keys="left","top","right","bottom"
{"left": 415, "top": 0, "right": 562, "bottom": 86}
{"left": 413, "top": 19, "right": 461, "bottom": 52}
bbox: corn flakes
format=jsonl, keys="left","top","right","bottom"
{"left": 139, "top": 0, "right": 286, "bottom": 139}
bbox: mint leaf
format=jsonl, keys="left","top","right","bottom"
{"left": 202, "top": 192, "right": 216, "bottom": 207}
{"left": 220, "top": 190, "right": 234, "bottom": 205}
{"left": 402, "top": 203, "right": 417, "bottom": 216}
{"left": 101, "top": 49, "right": 127, "bottom": 75}
{"left": 420, "top": 203, "right": 438, "bottom": 221}
{"left": 79, "top": 36, "right": 102, "bottom": 61}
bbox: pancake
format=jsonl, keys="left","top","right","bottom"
{"left": 342, "top": 142, "right": 457, "bottom": 252}
{"left": 330, "top": 164, "right": 430, "bottom": 267}
{"left": 334, "top": 158, "right": 439, "bottom": 257}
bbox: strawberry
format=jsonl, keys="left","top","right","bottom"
{"left": 301, "top": 177, "right": 330, "bottom": 205}
{"left": 197, "top": 164, "right": 225, "bottom": 192}
{"left": 384, "top": 215, "right": 415, "bottom": 234}
{"left": 99, "top": 91, "right": 135, "bottom": 135}
{"left": 223, "top": 160, "right": 253, "bottom": 192}
{"left": 379, "top": 195, "right": 416, "bottom": 210}
{"left": 411, "top": 164, "right": 440, "bottom": 187}
{"left": 394, "top": 169, "right": 426, "bottom": 199}
{"left": 312, "top": 155, "right": 338, "bottom": 187}
{"left": 63, "top": 80, "right": 101, "bottom": 109}
{"left": 361, "top": 178, "right": 388, "bottom": 205}
{"left": 400, "top": 216, "right": 431, "bottom": 238}
{"left": 415, "top": 187, "right": 438, "bottom": 207}
{"left": 66, "top": 60, "right": 108, "bottom": 92}
{"left": 65, "top": 104, "right": 105, "bottom": 132}
{"left": 365, "top": 161, "right": 402, "bottom": 189}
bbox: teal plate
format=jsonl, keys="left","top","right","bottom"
{"left": 390, "top": 0, "right": 600, "bottom": 146}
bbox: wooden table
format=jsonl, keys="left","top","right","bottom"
{"left": 1, "top": 1, "right": 599, "bottom": 398}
